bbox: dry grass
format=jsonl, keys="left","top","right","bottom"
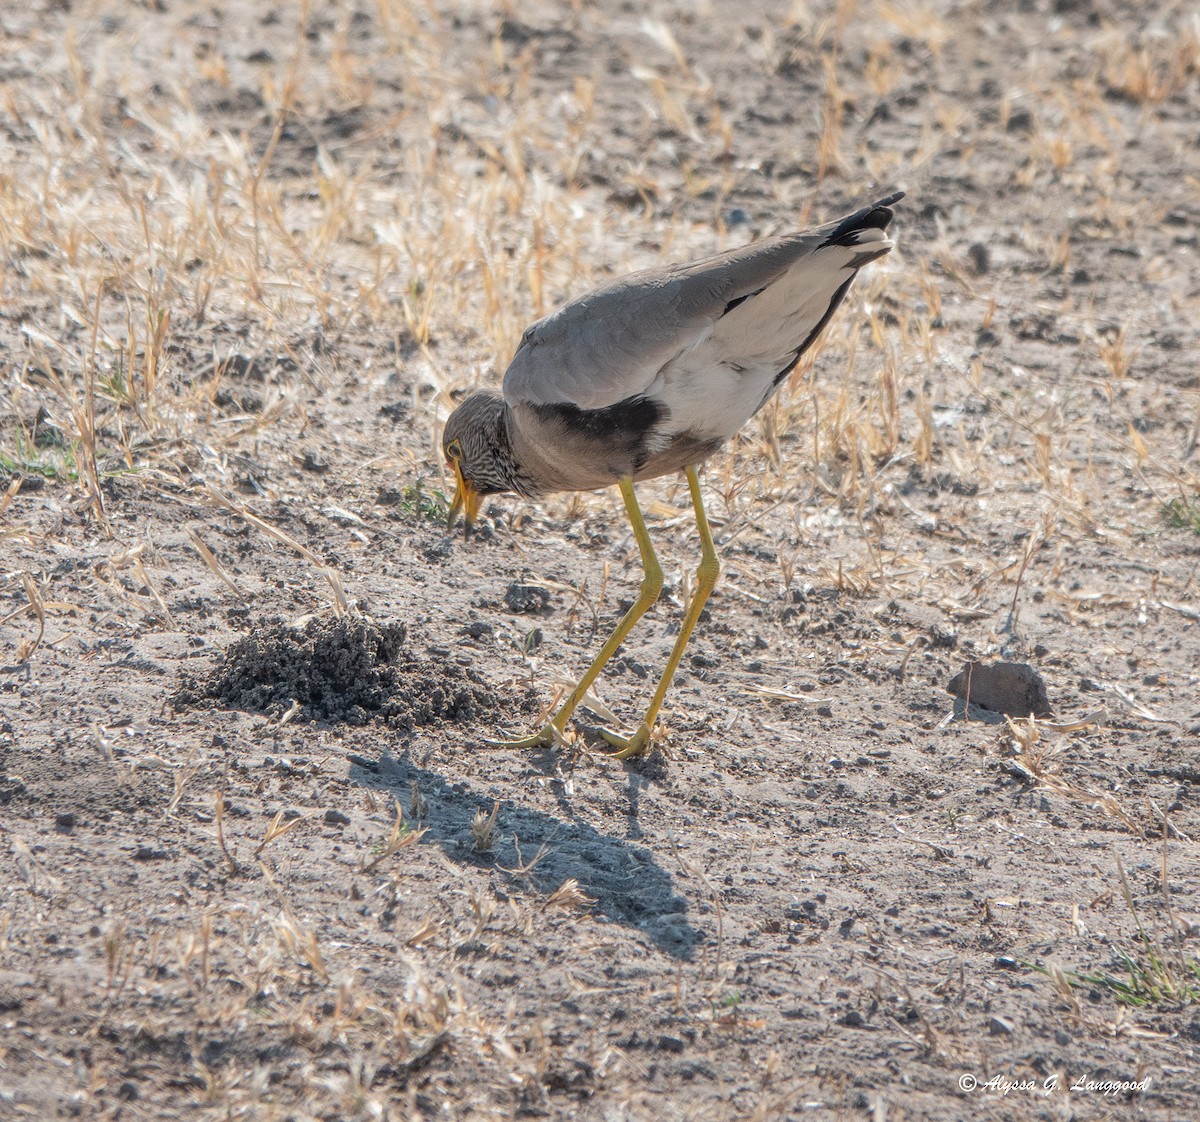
{"left": 4, "top": 0, "right": 1194, "bottom": 577}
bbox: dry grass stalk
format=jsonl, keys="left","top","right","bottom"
{"left": 470, "top": 800, "right": 501, "bottom": 853}
{"left": 204, "top": 483, "right": 349, "bottom": 615}
{"left": 254, "top": 811, "right": 307, "bottom": 859}
{"left": 361, "top": 804, "right": 427, "bottom": 874}
{"left": 542, "top": 878, "right": 595, "bottom": 913}
{"left": 13, "top": 573, "right": 46, "bottom": 662}
{"left": 187, "top": 528, "right": 247, "bottom": 600}
{"left": 1000, "top": 716, "right": 1141, "bottom": 834}
{"left": 213, "top": 790, "right": 241, "bottom": 876}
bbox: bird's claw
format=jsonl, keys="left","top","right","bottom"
{"left": 485, "top": 718, "right": 655, "bottom": 759}
{"left": 594, "top": 721, "right": 654, "bottom": 759}
{"left": 482, "top": 722, "right": 564, "bottom": 750}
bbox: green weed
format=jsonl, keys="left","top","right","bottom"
{"left": 0, "top": 441, "right": 79, "bottom": 483}
{"left": 1029, "top": 852, "right": 1200, "bottom": 1010}
{"left": 1162, "top": 496, "right": 1200, "bottom": 535}
{"left": 394, "top": 480, "right": 449, "bottom": 523}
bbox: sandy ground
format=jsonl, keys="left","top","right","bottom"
{"left": 2, "top": 0, "right": 1199, "bottom": 1119}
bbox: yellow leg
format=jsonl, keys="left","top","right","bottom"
{"left": 601, "top": 465, "right": 720, "bottom": 759}
{"left": 489, "top": 477, "right": 663, "bottom": 748}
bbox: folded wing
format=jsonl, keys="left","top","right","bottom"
{"left": 503, "top": 194, "right": 901, "bottom": 417}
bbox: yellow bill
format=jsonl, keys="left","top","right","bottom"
{"left": 447, "top": 459, "right": 482, "bottom": 533}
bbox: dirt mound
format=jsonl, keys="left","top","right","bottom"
{"left": 179, "top": 615, "right": 506, "bottom": 731}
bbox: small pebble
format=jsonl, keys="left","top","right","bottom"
{"left": 504, "top": 583, "right": 552, "bottom": 614}
{"left": 967, "top": 242, "right": 990, "bottom": 275}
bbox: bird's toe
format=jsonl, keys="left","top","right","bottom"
{"left": 594, "top": 721, "right": 654, "bottom": 759}
{"left": 483, "top": 723, "right": 562, "bottom": 750}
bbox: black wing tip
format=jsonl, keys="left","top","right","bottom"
{"left": 820, "top": 190, "right": 905, "bottom": 247}
{"left": 868, "top": 190, "right": 905, "bottom": 225}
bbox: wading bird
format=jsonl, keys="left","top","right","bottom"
{"left": 444, "top": 192, "right": 903, "bottom": 757}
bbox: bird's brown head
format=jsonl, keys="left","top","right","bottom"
{"left": 443, "top": 390, "right": 514, "bottom": 533}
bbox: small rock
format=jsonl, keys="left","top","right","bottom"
{"left": 504, "top": 582, "right": 552, "bottom": 614}
{"left": 1006, "top": 107, "right": 1034, "bottom": 134}
{"left": 947, "top": 661, "right": 1051, "bottom": 717}
{"left": 421, "top": 537, "right": 454, "bottom": 562}
{"left": 55, "top": 812, "right": 76, "bottom": 833}
{"left": 324, "top": 809, "right": 351, "bottom": 826}
{"left": 988, "top": 1015, "right": 1015, "bottom": 1035}
{"left": 301, "top": 450, "right": 328, "bottom": 473}
{"left": 967, "top": 242, "right": 990, "bottom": 275}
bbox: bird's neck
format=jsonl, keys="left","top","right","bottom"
{"left": 503, "top": 407, "right": 559, "bottom": 500}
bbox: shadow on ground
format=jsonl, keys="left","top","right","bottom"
{"left": 349, "top": 750, "right": 699, "bottom": 959}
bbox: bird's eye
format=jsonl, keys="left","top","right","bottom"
{"left": 446, "top": 439, "right": 463, "bottom": 464}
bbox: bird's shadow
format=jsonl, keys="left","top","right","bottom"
{"left": 348, "top": 749, "right": 699, "bottom": 960}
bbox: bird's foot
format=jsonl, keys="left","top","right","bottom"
{"left": 594, "top": 721, "right": 654, "bottom": 760}
{"left": 483, "top": 721, "right": 565, "bottom": 750}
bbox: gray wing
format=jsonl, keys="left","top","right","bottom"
{"left": 502, "top": 194, "right": 901, "bottom": 412}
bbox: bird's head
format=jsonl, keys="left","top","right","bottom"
{"left": 443, "top": 390, "right": 513, "bottom": 533}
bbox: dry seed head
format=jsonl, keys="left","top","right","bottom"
{"left": 543, "top": 878, "right": 595, "bottom": 913}
{"left": 470, "top": 801, "right": 500, "bottom": 853}
{"left": 1098, "top": 325, "right": 1135, "bottom": 380}
{"left": 410, "top": 780, "right": 429, "bottom": 821}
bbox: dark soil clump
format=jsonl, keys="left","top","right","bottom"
{"left": 178, "top": 615, "right": 505, "bottom": 731}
